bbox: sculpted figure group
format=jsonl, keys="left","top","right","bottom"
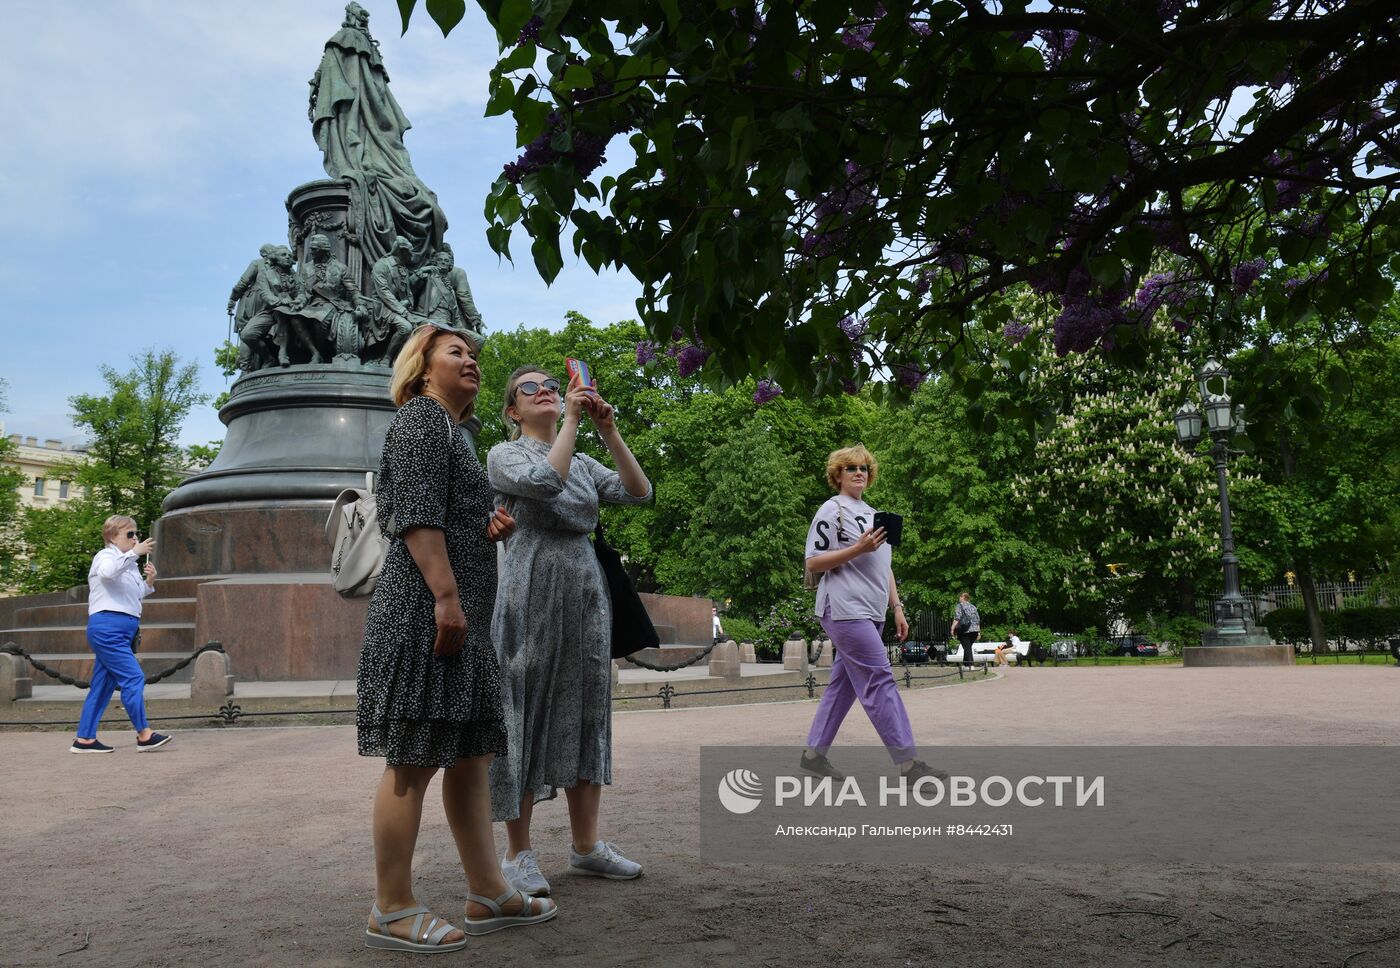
{"left": 228, "top": 234, "right": 484, "bottom": 373}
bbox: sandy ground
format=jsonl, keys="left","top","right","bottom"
{"left": 3, "top": 666, "right": 1398, "bottom": 968}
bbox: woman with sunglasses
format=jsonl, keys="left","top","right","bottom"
{"left": 799, "top": 445, "right": 941, "bottom": 781}
{"left": 358, "top": 326, "right": 554, "bottom": 952}
{"left": 487, "top": 366, "right": 651, "bottom": 898}
{"left": 70, "top": 516, "right": 171, "bottom": 753}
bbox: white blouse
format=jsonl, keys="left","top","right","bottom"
{"left": 87, "top": 545, "right": 154, "bottom": 617}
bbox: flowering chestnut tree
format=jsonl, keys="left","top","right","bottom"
{"left": 403, "top": 0, "right": 1397, "bottom": 423}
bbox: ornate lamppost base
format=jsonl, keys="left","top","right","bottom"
{"left": 1184, "top": 639, "right": 1295, "bottom": 666}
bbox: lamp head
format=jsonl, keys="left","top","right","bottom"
{"left": 1173, "top": 401, "right": 1203, "bottom": 448}
{"left": 1198, "top": 358, "right": 1230, "bottom": 402}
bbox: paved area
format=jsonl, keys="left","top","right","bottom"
{"left": 3, "top": 666, "right": 1399, "bottom": 967}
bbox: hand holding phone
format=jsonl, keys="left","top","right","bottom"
{"left": 872, "top": 511, "right": 903, "bottom": 548}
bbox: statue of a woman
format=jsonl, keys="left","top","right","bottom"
{"left": 308, "top": 3, "right": 447, "bottom": 269}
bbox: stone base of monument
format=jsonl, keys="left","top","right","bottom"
{"left": 194, "top": 573, "right": 368, "bottom": 680}
{"left": 782, "top": 639, "right": 809, "bottom": 671}
{"left": 1183, "top": 642, "right": 1295, "bottom": 666}
{"left": 707, "top": 640, "right": 742, "bottom": 680}
{"left": 739, "top": 642, "right": 757, "bottom": 662}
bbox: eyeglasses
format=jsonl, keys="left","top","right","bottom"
{"left": 516, "top": 379, "right": 561, "bottom": 397}
{"left": 843, "top": 465, "right": 871, "bottom": 474}
{"left": 124, "top": 531, "right": 138, "bottom": 539}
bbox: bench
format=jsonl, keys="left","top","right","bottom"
{"left": 957, "top": 640, "right": 1033, "bottom": 665}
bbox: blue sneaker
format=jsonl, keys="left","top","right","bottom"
{"left": 70, "top": 738, "right": 115, "bottom": 754}
{"left": 137, "top": 732, "right": 172, "bottom": 752}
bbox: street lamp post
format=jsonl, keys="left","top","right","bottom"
{"left": 1174, "top": 359, "right": 1275, "bottom": 653}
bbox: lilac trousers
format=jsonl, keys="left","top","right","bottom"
{"left": 805, "top": 613, "right": 916, "bottom": 763}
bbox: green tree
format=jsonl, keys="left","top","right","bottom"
{"left": 402, "top": 0, "right": 1399, "bottom": 422}
{"left": 17, "top": 350, "right": 205, "bottom": 593}
{"left": 0, "top": 379, "right": 29, "bottom": 585}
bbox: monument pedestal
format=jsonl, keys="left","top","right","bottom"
{"left": 1184, "top": 634, "right": 1295, "bottom": 667}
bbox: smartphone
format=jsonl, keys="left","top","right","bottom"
{"left": 872, "top": 511, "right": 904, "bottom": 548}
{"left": 566, "top": 357, "right": 596, "bottom": 391}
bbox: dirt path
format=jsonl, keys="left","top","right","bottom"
{"left": 3, "top": 666, "right": 1397, "bottom": 967}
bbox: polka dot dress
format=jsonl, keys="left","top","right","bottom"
{"left": 356, "top": 395, "right": 507, "bottom": 768}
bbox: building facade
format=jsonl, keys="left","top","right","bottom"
{"left": 0, "top": 421, "right": 89, "bottom": 510}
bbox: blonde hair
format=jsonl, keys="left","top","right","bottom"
{"left": 389, "top": 324, "right": 477, "bottom": 421}
{"left": 501, "top": 365, "right": 559, "bottom": 441}
{"left": 102, "top": 515, "right": 137, "bottom": 543}
{"left": 825, "top": 444, "right": 879, "bottom": 492}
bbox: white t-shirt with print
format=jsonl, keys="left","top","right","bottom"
{"left": 805, "top": 494, "right": 891, "bottom": 621}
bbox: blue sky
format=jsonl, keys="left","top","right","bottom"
{"left": 0, "top": 0, "right": 642, "bottom": 447}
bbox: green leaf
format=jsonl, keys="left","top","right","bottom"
{"left": 396, "top": 0, "right": 417, "bottom": 35}
{"left": 497, "top": 42, "right": 537, "bottom": 73}
{"left": 532, "top": 234, "right": 564, "bottom": 284}
{"left": 497, "top": 0, "right": 533, "bottom": 39}
{"left": 560, "top": 64, "right": 594, "bottom": 90}
{"left": 425, "top": 0, "right": 466, "bottom": 36}
{"left": 485, "top": 76, "right": 515, "bottom": 118}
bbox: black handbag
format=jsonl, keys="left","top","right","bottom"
{"left": 593, "top": 523, "right": 660, "bottom": 659}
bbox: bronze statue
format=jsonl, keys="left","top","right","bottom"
{"left": 295, "top": 234, "right": 358, "bottom": 363}
{"left": 439, "top": 243, "right": 486, "bottom": 337}
{"left": 230, "top": 244, "right": 301, "bottom": 371}
{"left": 308, "top": 2, "right": 446, "bottom": 269}
{"left": 365, "top": 236, "right": 426, "bottom": 364}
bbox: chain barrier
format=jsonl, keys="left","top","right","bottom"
{"left": 620, "top": 638, "right": 721, "bottom": 672}
{"left": 0, "top": 640, "right": 225, "bottom": 689}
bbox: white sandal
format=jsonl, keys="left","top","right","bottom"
{"left": 365, "top": 903, "right": 467, "bottom": 953}
{"left": 462, "top": 887, "right": 558, "bottom": 936}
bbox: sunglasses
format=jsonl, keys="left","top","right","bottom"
{"left": 516, "top": 379, "right": 561, "bottom": 397}
{"left": 124, "top": 530, "right": 138, "bottom": 539}
{"left": 843, "top": 465, "right": 871, "bottom": 474}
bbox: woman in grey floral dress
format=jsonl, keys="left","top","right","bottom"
{"left": 488, "top": 365, "right": 652, "bottom": 898}
{"left": 357, "top": 327, "right": 556, "bottom": 951}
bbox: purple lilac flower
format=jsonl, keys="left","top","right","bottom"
{"left": 838, "top": 314, "right": 868, "bottom": 342}
{"left": 914, "top": 268, "right": 933, "bottom": 296}
{"left": 1233, "top": 257, "right": 1268, "bottom": 296}
{"left": 840, "top": 377, "right": 860, "bottom": 395}
{"left": 841, "top": 24, "right": 875, "bottom": 51}
{"left": 892, "top": 364, "right": 928, "bottom": 390}
{"left": 635, "top": 341, "right": 659, "bottom": 365}
{"left": 516, "top": 15, "right": 543, "bottom": 46}
{"left": 1134, "top": 271, "right": 1189, "bottom": 314}
{"left": 753, "top": 379, "right": 783, "bottom": 405}
{"left": 909, "top": 19, "right": 932, "bottom": 38}
{"left": 676, "top": 344, "right": 711, "bottom": 377}
{"left": 1003, "top": 320, "right": 1031, "bottom": 345}
{"left": 938, "top": 251, "right": 967, "bottom": 274}
{"left": 1298, "top": 213, "right": 1329, "bottom": 239}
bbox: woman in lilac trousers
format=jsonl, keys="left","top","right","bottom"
{"left": 798, "top": 445, "right": 939, "bottom": 782}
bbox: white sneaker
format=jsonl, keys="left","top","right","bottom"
{"left": 501, "top": 849, "right": 551, "bottom": 896}
{"left": 568, "top": 840, "right": 643, "bottom": 880}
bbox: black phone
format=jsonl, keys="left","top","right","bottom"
{"left": 872, "top": 511, "right": 903, "bottom": 547}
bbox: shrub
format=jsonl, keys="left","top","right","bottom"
{"left": 1261, "top": 606, "right": 1400, "bottom": 650}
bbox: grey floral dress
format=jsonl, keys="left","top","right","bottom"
{"left": 356, "top": 395, "right": 508, "bottom": 768}
{"left": 486, "top": 436, "right": 651, "bottom": 821}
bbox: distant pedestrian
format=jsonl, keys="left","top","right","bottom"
{"left": 70, "top": 516, "right": 171, "bottom": 754}
{"left": 950, "top": 592, "right": 980, "bottom": 664}
{"left": 712, "top": 607, "right": 724, "bottom": 644}
{"left": 800, "top": 445, "right": 943, "bottom": 782}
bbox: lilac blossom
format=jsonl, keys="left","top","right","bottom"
{"left": 914, "top": 268, "right": 933, "bottom": 296}
{"left": 635, "top": 341, "right": 659, "bottom": 365}
{"left": 516, "top": 15, "right": 543, "bottom": 46}
{"left": 1232, "top": 257, "right": 1268, "bottom": 296}
{"left": 753, "top": 379, "right": 783, "bottom": 405}
{"left": 893, "top": 364, "right": 928, "bottom": 390}
{"left": 1003, "top": 320, "right": 1031, "bottom": 345}
{"left": 840, "top": 377, "right": 860, "bottom": 395}
{"left": 676, "top": 343, "right": 711, "bottom": 377}
{"left": 838, "top": 314, "right": 868, "bottom": 342}
{"left": 841, "top": 24, "right": 875, "bottom": 52}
